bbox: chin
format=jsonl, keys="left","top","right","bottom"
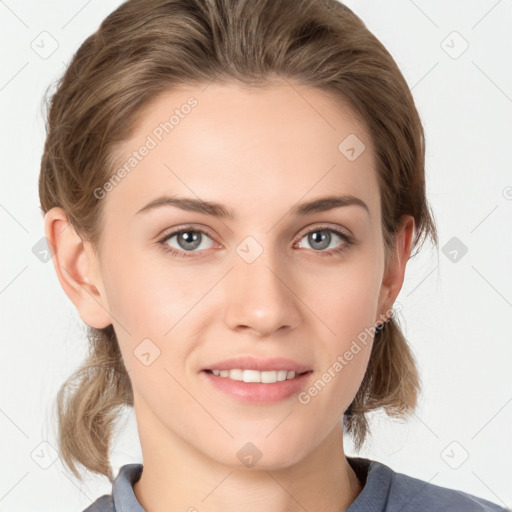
{"left": 205, "top": 437, "right": 311, "bottom": 471}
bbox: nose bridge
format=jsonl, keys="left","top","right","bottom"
{"left": 223, "top": 235, "right": 301, "bottom": 334}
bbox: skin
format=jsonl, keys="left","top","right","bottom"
{"left": 45, "top": 78, "right": 414, "bottom": 512}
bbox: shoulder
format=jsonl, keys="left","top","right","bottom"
{"left": 385, "top": 467, "right": 508, "bottom": 511}
{"left": 348, "top": 457, "right": 509, "bottom": 511}
{"left": 82, "top": 494, "right": 114, "bottom": 512}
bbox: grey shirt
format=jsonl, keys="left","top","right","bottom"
{"left": 82, "top": 457, "right": 509, "bottom": 511}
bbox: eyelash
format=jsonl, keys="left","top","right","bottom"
{"left": 156, "top": 224, "right": 354, "bottom": 259}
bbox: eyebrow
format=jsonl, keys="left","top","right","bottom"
{"left": 135, "top": 193, "right": 370, "bottom": 218}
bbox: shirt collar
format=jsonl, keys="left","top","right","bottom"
{"left": 111, "top": 457, "right": 384, "bottom": 512}
{"left": 112, "top": 463, "right": 144, "bottom": 512}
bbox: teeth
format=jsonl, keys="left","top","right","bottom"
{"left": 243, "top": 369, "right": 261, "bottom": 383}
{"left": 210, "top": 369, "right": 299, "bottom": 383}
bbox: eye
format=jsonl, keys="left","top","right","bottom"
{"left": 157, "top": 224, "right": 354, "bottom": 259}
{"left": 295, "top": 225, "right": 353, "bottom": 256}
{"left": 157, "top": 227, "right": 216, "bottom": 258}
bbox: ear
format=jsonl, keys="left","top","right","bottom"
{"left": 376, "top": 215, "right": 415, "bottom": 323}
{"left": 44, "top": 207, "right": 112, "bottom": 329}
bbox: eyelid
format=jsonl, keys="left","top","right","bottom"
{"left": 157, "top": 224, "right": 218, "bottom": 243}
{"left": 296, "top": 222, "right": 353, "bottom": 241}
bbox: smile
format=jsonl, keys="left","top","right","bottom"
{"left": 202, "top": 369, "right": 313, "bottom": 403}
{"left": 206, "top": 369, "right": 305, "bottom": 383}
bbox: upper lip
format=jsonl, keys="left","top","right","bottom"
{"left": 203, "top": 356, "right": 312, "bottom": 373}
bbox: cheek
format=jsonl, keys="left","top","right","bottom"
{"left": 301, "top": 255, "right": 381, "bottom": 408}
{"left": 98, "top": 252, "right": 181, "bottom": 373}
{"left": 101, "top": 246, "right": 189, "bottom": 333}
{"left": 101, "top": 252, "right": 214, "bottom": 394}
{"left": 309, "top": 255, "right": 382, "bottom": 335}
{"left": 299, "top": 337, "right": 373, "bottom": 434}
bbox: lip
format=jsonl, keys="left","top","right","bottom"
{"left": 202, "top": 356, "right": 312, "bottom": 373}
{"left": 201, "top": 356, "right": 313, "bottom": 404}
{"left": 202, "top": 370, "right": 312, "bottom": 403}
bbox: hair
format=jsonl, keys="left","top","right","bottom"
{"left": 39, "top": 0, "right": 438, "bottom": 483}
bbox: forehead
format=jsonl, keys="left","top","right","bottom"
{"left": 104, "top": 80, "right": 379, "bottom": 224}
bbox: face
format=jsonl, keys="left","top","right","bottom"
{"left": 58, "top": 79, "right": 407, "bottom": 470}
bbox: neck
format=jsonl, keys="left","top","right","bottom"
{"left": 132, "top": 413, "right": 362, "bottom": 512}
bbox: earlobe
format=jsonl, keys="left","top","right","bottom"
{"left": 44, "top": 207, "right": 112, "bottom": 329}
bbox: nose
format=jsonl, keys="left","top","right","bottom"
{"left": 223, "top": 246, "right": 302, "bottom": 337}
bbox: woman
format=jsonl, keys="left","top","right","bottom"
{"left": 39, "top": 0, "right": 507, "bottom": 510}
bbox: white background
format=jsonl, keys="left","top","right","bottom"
{"left": 1, "top": 0, "right": 511, "bottom": 510}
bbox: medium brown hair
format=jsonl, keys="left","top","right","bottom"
{"left": 39, "top": 0, "right": 438, "bottom": 482}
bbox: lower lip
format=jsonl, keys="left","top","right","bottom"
{"left": 202, "top": 370, "right": 312, "bottom": 403}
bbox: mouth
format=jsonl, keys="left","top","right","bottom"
{"left": 200, "top": 357, "right": 313, "bottom": 403}
{"left": 203, "top": 368, "right": 310, "bottom": 383}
